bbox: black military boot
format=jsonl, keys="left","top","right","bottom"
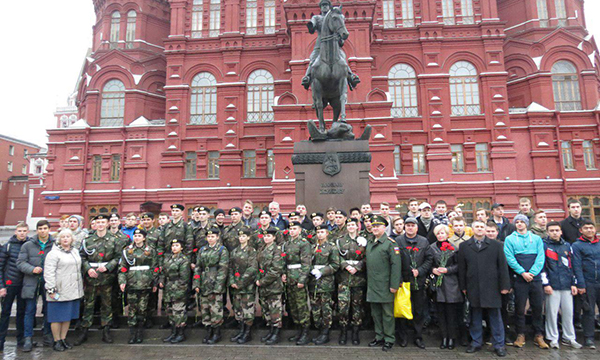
{"left": 288, "top": 326, "right": 301, "bottom": 342}
{"left": 128, "top": 327, "right": 137, "bottom": 344}
{"left": 231, "top": 322, "right": 245, "bottom": 342}
{"left": 102, "top": 326, "right": 114, "bottom": 344}
{"left": 74, "top": 328, "right": 88, "bottom": 346}
{"left": 163, "top": 326, "right": 176, "bottom": 342}
{"left": 144, "top": 317, "right": 154, "bottom": 329}
{"left": 203, "top": 327, "right": 214, "bottom": 344}
{"left": 314, "top": 328, "right": 330, "bottom": 345}
{"left": 352, "top": 326, "right": 360, "bottom": 345}
{"left": 265, "top": 327, "right": 280, "bottom": 345}
{"left": 171, "top": 327, "right": 185, "bottom": 344}
{"left": 261, "top": 325, "right": 274, "bottom": 342}
{"left": 338, "top": 327, "right": 348, "bottom": 345}
{"left": 207, "top": 326, "right": 221, "bottom": 344}
{"left": 136, "top": 323, "right": 144, "bottom": 344}
{"left": 238, "top": 324, "right": 252, "bottom": 344}
{"left": 296, "top": 326, "right": 311, "bottom": 346}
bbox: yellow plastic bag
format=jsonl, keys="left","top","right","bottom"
{"left": 394, "top": 282, "right": 413, "bottom": 319}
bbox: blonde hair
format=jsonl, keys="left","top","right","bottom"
{"left": 57, "top": 229, "right": 74, "bottom": 244}
{"left": 433, "top": 224, "right": 449, "bottom": 237}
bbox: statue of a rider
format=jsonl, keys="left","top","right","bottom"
{"left": 301, "top": 0, "right": 361, "bottom": 91}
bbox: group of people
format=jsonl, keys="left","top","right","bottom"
{"left": 0, "top": 197, "right": 598, "bottom": 356}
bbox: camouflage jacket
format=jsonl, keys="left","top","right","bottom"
{"left": 359, "top": 229, "right": 375, "bottom": 243}
{"left": 145, "top": 227, "right": 161, "bottom": 250}
{"left": 110, "top": 229, "right": 130, "bottom": 250}
{"left": 160, "top": 253, "right": 190, "bottom": 303}
{"left": 256, "top": 242, "right": 285, "bottom": 297}
{"left": 330, "top": 224, "right": 348, "bottom": 244}
{"left": 250, "top": 225, "right": 285, "bottom": 250}
{"left": 81, "top": 231, "right": 122, "bottom": 286}
{"left": 118, "top": 243, "right": 159, "bottom": 290}
{"left": 190, "top": 221, "right": 213, "bottom": 263}
{"left": 309, "top": 241, "right": 341, "bottom": 293}
{"left": 193, "top": 244, "right": 229, "bottom": 296}
{"left": 221, "top": 221, "right": 244, "bottom": 252}
{"left": 281, "top": 236, "right": 311, "bottom": 286}
{"left": 335, "top": 234, "right": 367, "bottom": 288}
{"left": 228, "top": 245, "right": 258, "bottom": 294}
{"left": 158, "top": 218, "right": 193, "bottom": 262}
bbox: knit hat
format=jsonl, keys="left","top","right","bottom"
{"left": 513, "top": 214, "right": 529, "bottom": 226}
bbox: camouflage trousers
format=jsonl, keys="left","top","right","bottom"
{"left": 287, "top": 285, "right": 310, "bottom": 326}
{"left": 231, "top": 291, "right": 255, "bottom": 325}
{"left": 82, "top": 284, "right": 113, "bottom": 328}
{"left": 337, "top": 285, "right": 365, "bottom": 327}
{"left": 200, "top": 293, "right": 224, "bottom": 328}
{"left": 146, "top": 290, "right": 159, "bottom": 319}
{"left": 166, "top": 301, "right": 187, "bottom": 327}
{"left": 126, "top": 290, "right": 150, "bottom": 327}
{"left": 258, "top": 293, "right": 283, "bottom": 328}
{"left": 311, "top": 292, "right": 334, "bottom": 329}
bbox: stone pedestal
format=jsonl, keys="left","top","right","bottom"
{"left": 292, "top": 140, "right": 371, "bottom": 214}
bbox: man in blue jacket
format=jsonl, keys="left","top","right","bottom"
{"left": 541, "top": 222, "right": 581, "bottom": 349}
{"left": 572, "top": 219, "right": 600, "bottom": 349}
{"left": 504, "top": 214, "right": 548, "bottom": 349}
{"left": 0, "top": 222, "right": 30, "bottom": 350}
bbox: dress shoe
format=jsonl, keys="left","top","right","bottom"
{"left": 466, "top": 345, "right": 481, "bottom": 353}
{"left": 382, "top": 342, "right": 393, "bottom": 351}
{"left": 368, "top": 339, "right": 384, "bottom": 347}
{"left": 52, "top": 341, "right": 66, "bottom": 352}
{"left": 414, "top": 338, "right": 426, "bottom": 349}
{"left": 584, "top": 339, "right": 596, "bottom": 349}
{"left": 398, "top": 337, "right": 408, "bottom": 347}
{"left": 495, "top": 347, "right": 507, "bottom": 357}
{"left": 440, "top": 338, "right": 448, "bottom": 349}
{"left": 447, "top": 338, "right": 455, "bottom": 350}
{"left": 22, "top": 337, "right": 33, "bottom": 352}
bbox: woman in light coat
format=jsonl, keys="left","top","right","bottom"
{"left": 44, "top": 229, "right": 84, "bottom": 351}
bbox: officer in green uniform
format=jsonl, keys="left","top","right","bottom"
{"left": 160, "top": 239, "right": 191, "bottom": 343}
{"left": 309, "top": 225, "right": 341, "bottom": 345}
{"left": 157, "top": 204, "right": 194, "bottom": 263}
{"left": 222, "top": 207, "right": 245, "bottom": 252}
{"left": 282, "top": 221, "right": 312, "bottom": 345}
{"left": 118, "top": 229, "right": 159, "bottom": 344}
{"left": 256, "top": 228, "right": 285, "bottom": 345}
{"left": 193, "top": 228, "right": 229, "bottom": 344}
{"left": 250, "top": 211, "right": 284, "bottom": 250}
{"left": 366, "top": 215, "right": 402, "bottom": 352}
{"left": 336, "top": 217, "right": 368, "bottom": 345}
{"left": 140, "top": 212, "right": 160, "bottom": 328}
{"left": 75, "top": 214, "right": 121, "bottom": 345}
{"left": 228, "top": 227, "right": 258, "bottom": 344}
{"left": 329, "top": 210, "right": 348, "bottom": 242}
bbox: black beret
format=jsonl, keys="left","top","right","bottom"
{"left": 288, "top": 221, "right": 303, "bottom": 228}
{"left": 141, "top": 212, "right": 154, "bottom": 220}
{"left": 133, "top": 229, "right": 147, "bottom": 237}
{"left": 193, "top": 206, "right": 208, "bottom": 213}
{"left": 265, "top": 227, "right": 279, "bottom": 235}
{"left": 310, "top": 212, "right": 324, "bottom": 219}
{"left": 213, "top": 208, "right": 225, "bottom": 217}
{"left": 288, "top": 211, "right": 300, "bottom": 218}
{"left": 238, "top": 227, "right": 252, "bottom": 236}
{"left": 259, "top": 210, "right": 272, "bottom": 217}
{"left": 171, "top": 204, "right": 185, "bottom": 211}
{"left": 94, "top": 214, "right": 110, "bottom": 221}
{"left": 336, "top": 210, "right": 347, "bottom": 217}
{"left": 109, "top": 213, "right": 120, "bottom": 220}
{"left": 206, "top": 227, "right": 221, "bottom": 236}
{"left": 229, "top": 207, "right": 242, "bottom": 215}
{"left": 346, "top": 217, "right": 359, "bottom": 225}
{"left": 315, "top": 225, "right": 329, "bottom": 231}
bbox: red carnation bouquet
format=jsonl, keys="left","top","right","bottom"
{"left": 435, "top": 242, "right": 455, "bottom": 287}
{"left": 406, "top": 246, "right": 420, "bottom": 290}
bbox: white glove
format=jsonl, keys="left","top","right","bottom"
{"left": 357, "top": 236, "right": 367, "bottom": 247}
{"left": 311, "top": 269, "right": 322, "bottom": 279}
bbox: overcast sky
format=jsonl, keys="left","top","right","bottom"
{"left": 1, "top": 1, "right": 600, "bottom": 148}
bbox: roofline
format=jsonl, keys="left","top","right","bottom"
{"left": 0, "top": 134, "right": 43, "bottom": 149}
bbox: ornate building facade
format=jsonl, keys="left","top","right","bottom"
{"left": 44, "top": 0, "right": 600, "bottom": 225}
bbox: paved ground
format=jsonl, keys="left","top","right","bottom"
{"left": 1, "top": 328, "right": 598, "bottom": 360}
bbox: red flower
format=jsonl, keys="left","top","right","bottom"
{"left": 193, "top": 248, "right": 198, "bottom": 253}
{"left": 259, "top": 269, "right": 265, "bottom": 273}
{"left": 154, "top": 267, "right": 160, "bottom": 273}
{"left": 120, "top": 267, "right": 127, "bottom": 273}
{"left": 258, "top": 234, "right": 264, "bottom": 239}
{"left": 38, "top": 251, "right": 44, "bottom": 255}
{"left": 99, "top": 253, "right": 104, "bottom": 257}
{"left": 6, "top": 280, "right": 12, "bottom": 285}
{"left": 193, "top": 274, "right": 201, "bottom": 279}
{"left": 281, "top": 253, "right": 287, "bottom": 257}
{"left": 235, "top": 272, "right": 240, "bottom": 277}
{"left": 355, "top": 250, "right": 362, "bottom": 255}
{"left": 413, "top": 248, "right": 419, "bottom": 252}
{"left": 307, "top": 235, "right": 313, "bottom": 239}
{"left": 316, "top": 249, "right": 322, "bottom": 253}
{"left": 158, "top": 252, "right": 164, "bottom": 256}
{"left": 406, "top": 246, "right": 413, "bottom": 251}
{"left": 283, "top": 230, "right": 289, "bottom": 235}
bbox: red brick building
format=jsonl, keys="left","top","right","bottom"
{"left": 0, "top": 135, "right": 42, "bottom": 225}
{"left": 44, "top": 0, "right": 600, "bottom": 225}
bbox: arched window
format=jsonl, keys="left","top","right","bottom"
{"left": 388, "top": 64, "right": 418, "bottom": 117}
{"left": 126, "top": 10, "right": 136, "bottom": 48}
{"left": 60, "top": 115, "right": 69, "bottom": 128}
{"left": 247, "top": 70, "right": 274, "bottom": 123}
{"left": 192, "top": 0, "right": 204, "bottom": 38}
{"left": 100, "top": 80, "right": 125, "bottom": 126}
{"left": 110, "top": 12, "right": 121, "bottom": 48}
{"left": 552, "top": 60, "right": 582, "bottom": 111}
{"left": 450, "top": 61, "right": 480, "bottom": 116}
{"left": 190, "top": 72, "right": 217, "bottom": 125}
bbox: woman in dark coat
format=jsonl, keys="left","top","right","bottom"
{"left": 430, "top": 225, "right": 462, "bottom": 350}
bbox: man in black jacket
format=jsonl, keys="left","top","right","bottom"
{"left": 0, "top": 223, "right": 30, "bottom": 350}
{"left": 395, "top": 218, "right": 433, "bottom": 349}
{"left": 491, "top": 203, "right": 515, "bottom": 242}
{"left": 560, "top": 199, "right": 587, "bottom": 244}
{"left": 416, "top": 203, "right": 436, "bottom": 243}
{"left": 458, "top": 221, "right": 511, "bottom": 357}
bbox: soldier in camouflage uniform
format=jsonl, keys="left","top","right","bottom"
{"left": 287, "top": 212, "right": 311, "bottom": 241}
{"left": 222, "top": 207, "right": 245, "bottom": 252}
{"left": 359, "top": 213, "right": 376, "bottom": 242}
{"left": 282, "top": 221, "right": 312, "bottom": 345}
{"left": 329, "top": 210, "right": 348, "bottom": 243}
{"left": 189, "top": 206, "right": 213, "bottom": 259}
{"left": 75, "top": 214, "right": 121, "bottom": 345}
{"left": 193, "top": 228, "right": 229, "bottom": 344}
{"left": 160, "top": 239, "right": 191, "bottom": 343}
{"left": 256, "top": 227, "right": 285, "bottom": 345}
{"left": 108, "top": 213, "right": 129, "bottom": 328}
{"left": 118, "top": 229, "right": 159, "bottom": 344}
{"left": 228, "top": 227, "right": 258, "bottom": 344}
{"left": 309, "top": 225, "right": 341, "bottom": 345}
{"left": 250, "top": 211, "right": 284, "bottom": 250}
{"left": 305, "top": 212, "right": 325, "bottom": 244}
{"left": 140, "top": 212, "right": 160, "bottom": 328}
{"left": 336, "top": 217, "right": 368, "bottom": 345}
{"left": 157, "top": 204, "right": 194, "bottom": 264}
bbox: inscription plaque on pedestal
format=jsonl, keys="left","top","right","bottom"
{"left": 292, "top": 140, "right": 371, "bottom": 213}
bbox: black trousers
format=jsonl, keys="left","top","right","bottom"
{"left": 398, "top": 287, "right": 427, "bottom": 340}
{"left": 513, "top": 279, "right": 544, "bottom": 335}
{"left": 0, "top": 286, "right": 25, "bottom": 344}
{"left": 437, "top": 302, "right": 461, "bottom": 339}
{"left": 582, "top": 285, "right": 600, "bottom": 340}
